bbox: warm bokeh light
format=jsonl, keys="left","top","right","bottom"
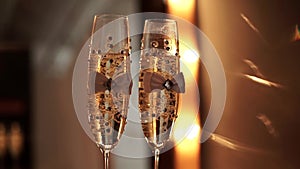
{"left": 166, "top": 0, "right": 196, "bottom": 22}
{"left": 172, "top": 47, "right": 200, "bottom": 146}
{"left": 174, "top": 122, "right": 200, "bottom": 169}
{"left": 167, "top": 0, "right": 200, "bottom": 168}
{"left": 182, "top": 49, "right": 199, "bottom": 63}
{"left": 243, "top": 74, "right": 283, "bottom": 88}
{"left": 180, "top": 46, "right": 200, "bottom": 76}
{"left": 173, "top": 112, "right": 199, "bottom": 143}
{"left": 186, "top": 124, "right": 200, "bottom": 140}
{"left": 176, "top": 129, "right": 199, "bottom": 153}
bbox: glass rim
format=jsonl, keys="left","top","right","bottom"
{"left": 145, "top": 18, "right": 176, "bottom": 24}
{"left": 94, "top": 14, "right": 128, "bottom": 20}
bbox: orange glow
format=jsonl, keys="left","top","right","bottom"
{"left": 176, "top": 138, "right": 199, "bottom": 154}
{"left": 172, "top": 47, "right": 200, "bottom": 145}
{"left": 166, "top": 0, "right": 196, "bottom": 22}
{"left": 174, "top": 121, "right": 200, "bottom": 169}
{"left": 167, "top": 0, "right": 200, "bottom": 168}
{"left": 174, "top": 123, "right": 200, "bottom": 150}
{"left": 173, "top": 112, "right": 199, "bottom": 143}
{"left": 170, "top": 45, "right": 201, "bottom": 166}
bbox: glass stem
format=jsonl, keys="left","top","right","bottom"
{"left": 103, "top": 150, "right": 110, "bottom": 169}
{"left": 154, "top": 148, "right": 160, "bottom": 169}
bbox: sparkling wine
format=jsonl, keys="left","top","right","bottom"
{"left": 139, "top": 51, "right": 180, "bottom": 149}
{"left": 88, "top": 51, "right": 130, "bottom": 150}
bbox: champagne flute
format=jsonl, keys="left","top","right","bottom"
{"left": 87, "top": 14, "right": 131, "bottom": 169}
{"left": 138, "top": 19, "right": 185, "bottom": 169}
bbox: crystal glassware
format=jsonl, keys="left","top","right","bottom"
{"left": 87, "top": 14, "right": 132, "bottom": 169}
{"left": 138, "top": 19, "right": 185, "bottom": 169}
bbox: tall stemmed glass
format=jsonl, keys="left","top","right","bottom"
{"left": 87, "top": 14, "right": 132, "bottom": 169}
{"left": 138, "top": 19, "right": 185, "bottom": 169}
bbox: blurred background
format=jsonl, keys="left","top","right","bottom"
{"left": 0, "top": 0, "right": 299, "bottom": 169}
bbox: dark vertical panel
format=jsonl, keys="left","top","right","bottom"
{"left": 140, "top": 0, "right": 166, "bottom": 12}
{"left": 0, "top": 44, "right": 31, "bottom": 169}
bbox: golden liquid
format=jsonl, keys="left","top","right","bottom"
{"left": 88, "top": 52, "right": 129, "bottom": 150}
{"left": 139, "top": 53, "right": 180, "bottom": 149}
